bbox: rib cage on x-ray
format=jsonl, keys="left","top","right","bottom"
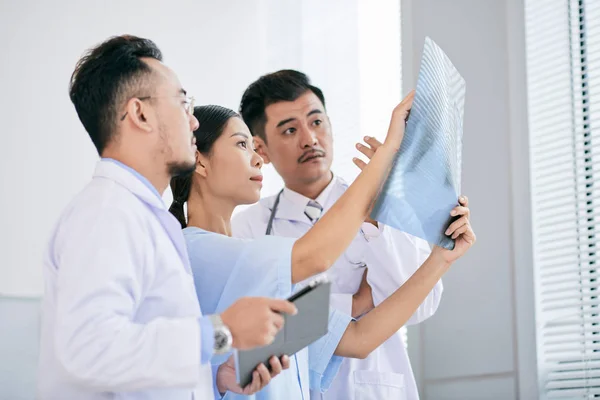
{"left": 372, "top": 37, "right": 465, "bottom": 250}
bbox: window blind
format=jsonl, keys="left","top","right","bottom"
{"left": 526, "top": 0, "right": 600, "bottom": 397}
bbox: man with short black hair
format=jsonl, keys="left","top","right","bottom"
{"left": 37, "top": 35, "right": 295, "bottom": 400}
{"left": 234, "top": 69, "right": 447, "bottom": 399}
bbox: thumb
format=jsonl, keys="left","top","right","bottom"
{"left": 385, "top": 90, "right": 415, "bottom": 150}
{"left": 267, "top": 299, "right": 298, "bottom": 315}
{"left": 226, "top": 354, "right": 235, "bottom": 367}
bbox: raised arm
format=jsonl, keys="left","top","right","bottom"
{"left": 290, "top": 91, "right": 414, "bottom": 283}
{"left": 334, "top": 199, "right": 476, "bottom": 358}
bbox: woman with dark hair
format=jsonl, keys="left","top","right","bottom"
{"left": 171, "top": 96, "right": 475, "bottom": 399}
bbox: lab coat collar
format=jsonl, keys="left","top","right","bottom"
{"left": 94, "top": 159, "right": 193, "bottom": 273}
{"left": 94, "top": 159, "right": 167, "bottom": 210}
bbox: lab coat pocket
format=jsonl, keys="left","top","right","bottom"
{"left": 354, "top": 370, "right": 406, "bottom": 400}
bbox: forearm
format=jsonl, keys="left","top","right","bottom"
{"left": 405, "top": 279, "right": 443, "bottom": 325}
{"left": 335, "top": 253, "right": 450, "bottom": 358}
{"left": 291, "top": 145, "right": 397, "bottom": 283}
{"left": 365, "top": 230, "right": 441, "bottom": 323}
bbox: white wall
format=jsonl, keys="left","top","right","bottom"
{"left": 0, "top": 0, "right": 401, "bottom": 298}
{"left": 0, "top": 1, "right": 401, "bottom": 398}
{"left": 402, "top": 0, "right": 538, "bottom": 399}
{"left": 0, "top": 0, "right": 269, "bottom": 297}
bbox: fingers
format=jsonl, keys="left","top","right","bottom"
{"left": 445, "top": 216, "right": 468, "bottom": 236}
{"left": 268, "top": 299, "right": 297, "bottom": 315}
{"left": 356, "top": 142, "right": 375, "bottom": 159}
{"left": 264, "top": 326, "right": 277, "bottom": 346}
{"left": 448, "top": 196, "right": 473, "bottom": 240}
{"left": 385, "top": 90, "right": 415, "bottom": 150}
{"left": 271, "top": 313, "right": 285, "bottom": 331}
{"left": 356, "top": 136, "right": 383, "bottom": 160}
{"left": 365, "top": 136, "right": 383, "bottom": 149}
{"left": 281, "top": 355, "right": 290, "bottom": 370}
{"left": 256, "top": 363, "right": 272, "bottom": 387}
{"left": 398, "top": 90, "right": 415, "bottom": 109}
{"left": 394, "top": 91, "right": 415, "bottom": 119}
{"left": 243, "top": 370, "right": 261, "bottom": 394}
{"left": 353, "top": 157, "right": 367, "bottom": 170}
{"left": 269, "top": 356, "right": 283, "bottom": 376}
{"left": 462, "top": 224, "right": 477, "bottom": 244}
{"left": 354, "top": 136, "right": 383, "bottom": 171}
{"left": 451, "top": 223, "right": 469, "bottom": 239}
{"left": 450, "top": 205, "right": 470, "bottom": 217}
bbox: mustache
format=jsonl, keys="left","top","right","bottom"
{"left": 298, "top": 149, "right": 326, "bottom": 163}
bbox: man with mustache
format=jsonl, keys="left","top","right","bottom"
{"left": 232, "top": 70, "right": 446, "bottom": 399}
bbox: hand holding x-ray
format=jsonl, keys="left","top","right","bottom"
{"left": 364, "top": 36, "right": 467, "bottom": 250}
{"left": 354, "top": 135, "right": 475, "bottom": 257}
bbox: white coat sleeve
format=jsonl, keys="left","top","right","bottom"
{"left": 362, "top": 223, "right": 443, "bottom": 325}
{"left": 329, "top": 294, "right": 353, "bottom": 317}
{"left": 54, "top": 207, "right": 202, "bottom": 392}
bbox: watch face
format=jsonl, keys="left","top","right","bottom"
{"left": 215, "top": 331, "right": 228, "bottom": 349}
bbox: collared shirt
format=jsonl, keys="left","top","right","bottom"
{"left": 282, "top": 173, "right": 336, "bottom": 213}
{"left": 37, "top": 159, "right": 214, "bottom": 400}
{"left": 282, "top": 173, "right": 381, "bottom": 240}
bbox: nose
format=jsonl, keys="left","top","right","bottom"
{"left": 299, "top": 126, "right": 318, "bottom": 149}
{"left": 252, "top": 150, "right": 264, "bottom": 169}
{"left": 190, "top": 114, "right": 199, "bottom": 132}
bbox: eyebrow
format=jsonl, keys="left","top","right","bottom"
{"left": 275, "top": 109, "right": 323, "bottom": 128}
{"left": 231, "top": 132, "right": 250, "bottom": 139}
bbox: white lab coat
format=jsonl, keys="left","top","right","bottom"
{"left": 232, "top": 176, "right": 443, "bottom": 400}
{"left": 37, "top": 160, "right": 214, "bottom": 400}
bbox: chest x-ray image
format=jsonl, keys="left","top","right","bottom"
{"left": 372, "top": 36, "right": 465, "bottom": 250}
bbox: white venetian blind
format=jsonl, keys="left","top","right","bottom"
{"left": 526, "top": 0, "right": 600, "bottom": 398}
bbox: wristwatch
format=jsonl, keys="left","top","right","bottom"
{"left": 208, "top": 314, "right": 233, "bottom": 354}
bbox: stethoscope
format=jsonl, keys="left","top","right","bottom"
{"left": 264, "top": 187, "right": 305, "bottom": 399}
{"left": 268, "top": 185, "right": 367, "bottom": 281}
{"left": 267, "top": 186, "right": 368, "bottom": 270}
{"left": 265, "top": 189, "right": 284, "bottom": 235}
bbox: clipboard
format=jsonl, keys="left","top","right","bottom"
{"left": 235, "top": 279, "right": 332, "bottom": 387}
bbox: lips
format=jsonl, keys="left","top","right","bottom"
{"left": 298, "top": 149, "right": 326, "bottom": 163}
{"left": 250, "top": 175, "right": 263, "bottom": 182}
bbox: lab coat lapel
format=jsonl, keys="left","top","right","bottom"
{"left": 93, "top": 160, "right": 192, "bottom": 273}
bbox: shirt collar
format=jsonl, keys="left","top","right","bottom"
{"left": 282, "top": 172, "right": 336, "bottom": 208}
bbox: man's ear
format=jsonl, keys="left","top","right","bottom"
{"left": 253, "top": 136, "right": 271, "bottom": 164}
{"left": 125, "top": 98, "right": 153, "bottom": 132}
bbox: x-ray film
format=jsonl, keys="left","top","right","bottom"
{"left": 371, "top": 37, "right": 465, "bottom": 250}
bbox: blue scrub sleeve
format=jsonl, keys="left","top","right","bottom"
{"left": 308, "top": 308, "right": 352, "bottom": 392}
{"left": 199, "top": 316, "right": 214, "bottom": 364}
{"left": 217, "top": 235, "right": 295, "bottom": 309}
